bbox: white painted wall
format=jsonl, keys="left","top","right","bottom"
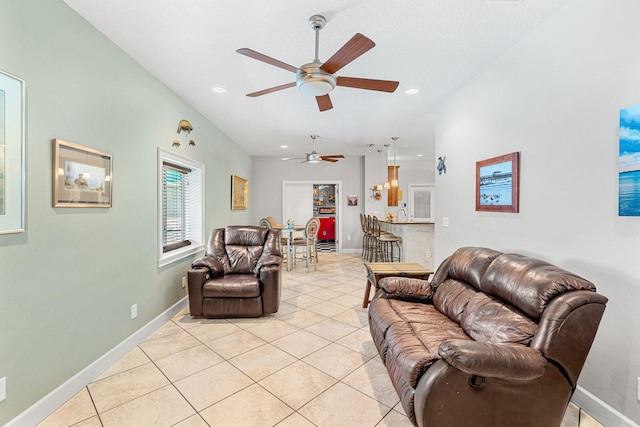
{"left": 251, "top": 156, "right": 364, "bottom": 251}
{"left": 435, "top": 0, "right": 640, "bottom": 424}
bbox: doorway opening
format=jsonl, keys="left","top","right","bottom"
{"left": 282, "top": 180, "right": 342, "bottom": 253}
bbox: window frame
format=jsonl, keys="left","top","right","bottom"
{"left": 157, "top": 148, "right": 205, "bottom": 267}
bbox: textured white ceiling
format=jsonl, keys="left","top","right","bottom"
{"left": 63, "top": 0, "right": 569, "bottom": 161}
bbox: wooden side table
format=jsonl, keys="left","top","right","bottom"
{"left": 363, "top": 262, "right": 433, "bottom": 308}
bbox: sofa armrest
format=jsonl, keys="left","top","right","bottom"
{"left": 259, "top": 264, "right": 281, "bottom": 314}
{"left": 378, "top": 277, "right": 434, "bottom": 302}
{"left": 187, "top": 267, "right": 208, "bottom": 317}
{"left": 439, "top": 339, "right": 547, "bottom": 381}
{"left": 191, "top": 255, "right": 224, "bottom": 278}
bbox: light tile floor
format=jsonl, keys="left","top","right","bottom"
{"left": 38, "top": 253, "right": 604, "bottom": 427}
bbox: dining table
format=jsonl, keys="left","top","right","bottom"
{"left": 273, "top": 223, "right": 305, "bottom": 271}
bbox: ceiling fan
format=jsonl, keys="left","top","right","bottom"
{"left": 287, "top": 135, "right": 345, "bottom": 164}
{"left": 236, "top": 14, "right": 399, "bottom": 112}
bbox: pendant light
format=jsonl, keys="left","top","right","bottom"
{"left": 375, "top": 149, "right": 383, "bottom": 191}
{"left": 383, "top": 144, "right": 391, "bottom": 189}
{"left": 391, "top": 137, "right": 399, "bottom": 187}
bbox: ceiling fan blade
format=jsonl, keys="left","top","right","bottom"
{"left": 320, "top": 33, "right": 375, "bottom": 74}
{"left": 316, "top": 94, "right": 333, "bottom": 112}
{"left": 337, "top": 76, "right": 399, "bottom": 93}
{"left": 236, "top": 48, "right": 298, "bottom": 73}
{"left": 320, "top": 155, "right": 345, "bottom": 159}
{"left": 246, "top": 82, "right": 296, "bottom": 97}
{"left": 321, "top": 158, "right": 339, "bottom": 163}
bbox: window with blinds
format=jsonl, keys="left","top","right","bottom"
{"left": 157, "top": 148, "right": 204, "bottom": 267}
{"left": 162, "top": 162, "right": 191, "bottom": 252}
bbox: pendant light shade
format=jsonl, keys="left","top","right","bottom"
{"left": 375, "top": 149, "right": 383, "bottom": 191}
{"left": 391, "top": 137, "right": 399, "bottom": 187}
{"left": 383, "top": 143, "right": 391, "bottom": 189}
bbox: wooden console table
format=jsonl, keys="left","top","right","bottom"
{"left": 363, "top": 262, "right": 433, "bottom": 308}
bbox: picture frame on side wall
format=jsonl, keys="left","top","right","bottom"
{"left": 476, "top": 151, "right": 520, "bottom": 213}
{"left": 231, "top": 174, "right": 248, "bottom": 210}
{"left": 0, "top": 69, "right": 25, "bottom": 234}
{"left": 53, "top": 139, "right": 113, "bottom": 207}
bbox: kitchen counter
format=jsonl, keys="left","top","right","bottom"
{"left": 378, "top": 220, "right": 435, "bottom": 269}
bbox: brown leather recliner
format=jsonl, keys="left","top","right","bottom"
{"left": 368, "top": 247, "right": 607, "bottom": 427}
{"left": 188, "top": 226, "right": 282, "bottom": 318}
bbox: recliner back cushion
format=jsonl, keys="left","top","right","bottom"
{"left": 432, "top": 247, "right": 502, "bottom": 290}
{"left": 432, "top": 279, "right": 477, "bottom": 324}
{"left": 224, "top": 227, "right": 267, "bottom": 274}
{"left": 459, "top": 292, "right": 537, "bottom": 345}
{"left": 479, "top": 253, "right": 597, "bottom": 320}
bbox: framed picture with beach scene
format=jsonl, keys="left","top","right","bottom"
{"left": 619, "top": 104, "right": 640, "bottom": 216}
{"left": 475, "top": 152, "right": 520, "bottom": 213}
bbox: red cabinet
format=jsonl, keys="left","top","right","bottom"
{"left": 318, "top": 217, "right": 335, "bottom": 240}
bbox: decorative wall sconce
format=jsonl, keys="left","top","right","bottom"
{"left": 177, "top": 120, "right": 193, "bottom": 134}
{"left": 173, "top": 120, "right": 195, "bottom": 147}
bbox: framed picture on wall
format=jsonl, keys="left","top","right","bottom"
{"left": 53, "top": 139, "right": 113, "bottom": 208}
{"left": 619, "top": 103, "right": 640, "bottom": 216}
{"left": 475, "top": 152, "right": 520, "bottom": 213}
{"left": 0, "top": 69, "right": 26, "bottom": 234}
{"left": 231, "top": 174, "right": 248, "bottom": 210}
{"left": 348, "top": 195, "right": 358, "bottom": 206}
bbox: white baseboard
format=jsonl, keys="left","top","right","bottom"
{"left": 572, "top": 385, "right": 639, "bottom": 427}
{"left": 7, "top": 297, "right": 188, "bottom": 427}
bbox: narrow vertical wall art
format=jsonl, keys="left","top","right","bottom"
{"left": 619, "top": 104, "right": 640, "bottom": 216}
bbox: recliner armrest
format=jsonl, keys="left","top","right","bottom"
{"left": 378, "top": 277, "right": 434, "bottom": 302}
{"left": 439, "top": 339, "right": 547, "bottom": 381}
{"left": 191, "top": 255, "right": 224, "bottom": 278}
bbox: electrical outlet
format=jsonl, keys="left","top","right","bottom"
{"left": 442, "top": 217, "right": 450, "bottom": 227}
{"left": 0, "top": 377, "right": 6, "bottom": 402}
{"left": 181, "top": 276, "right": 187, "bottom": 289}
{"left": 347, "top": 235, "right": 351, "bottom": 241}
{"left": 131, "top": 304, "right": 137, "bottom": 319}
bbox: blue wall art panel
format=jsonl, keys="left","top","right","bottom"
{"left": 619, "top": 104, "right": 640, "bottom": 216}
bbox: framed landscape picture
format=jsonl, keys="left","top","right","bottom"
{"left": 476, "top": 152, "right": 520, "bottom": 213}
{"left": 53, "top": 139, "right": 113, "bottom": 207}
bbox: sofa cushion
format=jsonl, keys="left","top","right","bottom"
{"left": 432, "top": 279, "right": 477, "bottom": 324}
{"left": 459, "top": 292, "right": 537, "bottom": 345}
{"left": 371, "top": 298, "right": 470, "bottom": 389}
{"left": 202, "top": 274, "right": 260, "bottom": 298}
{"left": 432, "top": 247, "right": 502, "bottom": 290}
{"left": 480, "top": 253, "right": 597, "bottom": 320}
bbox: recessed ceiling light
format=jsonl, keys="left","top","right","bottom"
{"left": 417, "top": 153, "right": 424, "bottom": 157}
{"left": 405, "top": 88, "right": 419, "bottom": 95}
{"left": 211, "top": 86, "right": 226, "bottom": 93}
{"left": 280, "top": 145, "right": 288, "bottom": 148}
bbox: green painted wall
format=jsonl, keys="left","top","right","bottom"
{"left": 0, "top": 1, "right": 251, "bottom": 423}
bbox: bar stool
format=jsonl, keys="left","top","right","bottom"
{"left": 372, "top": 216, "right": 401, "bottom": 262}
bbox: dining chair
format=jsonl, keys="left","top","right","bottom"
{"left": 292, "top": 217, "right": 320, "bottom": 272}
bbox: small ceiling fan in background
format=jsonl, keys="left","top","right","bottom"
{"left": 285, "top": 135, "right": 345, "bottom": 164}
{"left": 236, "top": 14, "right": 399, "bottom": 112}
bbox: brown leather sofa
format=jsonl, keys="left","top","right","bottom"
{"left": 368, "top": 247, "right": 607, "bottom": 427}
{"left": 187, "top": 226, "right": 283, "bottom": 318}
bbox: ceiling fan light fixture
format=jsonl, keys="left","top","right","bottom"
{"left": 296, "top": 63, "right": 337, "bottom": 96}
